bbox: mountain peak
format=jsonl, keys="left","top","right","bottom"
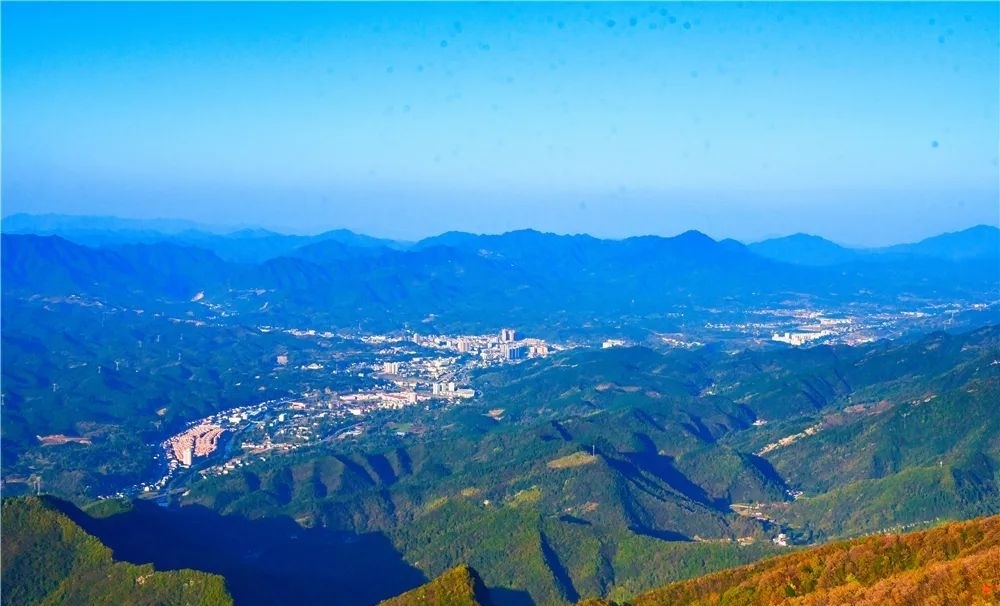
{"left": 378, "top": 564, "right": 490, "bottom": 606}
{"left": 748, "top": 233, "right": 856, "bottom": 266}
{"left": 673, "top": 229, "right": 716, "bottom": 242}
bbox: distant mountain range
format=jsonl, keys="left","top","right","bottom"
{"left": 1, "top": 213, "right": 409, "bottom": 263}
{"left": 4, "top": 213, "right": 997, "bottom": 264}
{"left": 3, "top": 213, "right": 1000, "bottom": 606}
{"left": 748, "top": 224, "right": 1000, "bottom": 266}
{"left": 2, "top": 215, "right": 997, "bottom": 335}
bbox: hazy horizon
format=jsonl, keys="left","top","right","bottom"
{"left": 3, "top": 2, "right": 998, "bottom": 247}
{"left": 5, "top": 210, "right": 998, "bottom": 250}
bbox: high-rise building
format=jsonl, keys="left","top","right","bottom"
{"left": 505, "top": 345, "right": 526, "bottom": 360}
{"left": 530, "top": 344, "right": 549, "bottom": 357}
{"left": 383, "top": 362, "right": 401, "bottom": 374}
{"left": 181, "top": 446, "right": 194, "bottom": 467}
{"left": 457, "top": 338, "right": 471, "bottom": 353}
{"left": 499, "top": 328, "right": 516, "bottom": 343}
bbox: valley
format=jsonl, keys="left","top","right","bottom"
{"left": 5, "top": 1, "right": 998, "bottom": 602}
{"left": 2, "top": 221, "right": 999, "bottom": 605}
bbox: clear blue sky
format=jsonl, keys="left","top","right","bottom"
{"left": 2, "top": 2, "right": 998, "bottom": 245}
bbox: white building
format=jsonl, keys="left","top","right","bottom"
{"left": 181, "top": 446, "right": 194, "bottom": 467}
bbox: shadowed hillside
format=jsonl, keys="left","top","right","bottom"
{"left": 0, "top": 496, "right": 233, "bottom": 606}
{"left": 55, "top": 497, "right": 428, "bottom": 606}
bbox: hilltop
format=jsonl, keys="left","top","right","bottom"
{"left": 397, "top": 515, "right": 1000, "bottom": 606}
{"left": 0, "top": 496, "right": 233, "bottom": 606}
{"left": 630, "top": 514, "right": 1000, "bottom": 605}
{"left": 2, "top": 212, "right": 999, "bottom": 606}
{"left": 46, "top": 326, "right": 994, "bottom": 606}
{"left": 379, "top": 565, "right": 493, "bottom": 606}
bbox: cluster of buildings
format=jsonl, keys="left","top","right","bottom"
{"left": 770, "top": 314, "right": 854, "bottom": 346}
{"left": 112, "top": 326, "right": 566, "bottom": 497}
{"left": 168, "top": 423, "right": 225, "bottom": 468}
{"left": 161, "top": 403, "right": 268, "bottom": 474}
{"left": 771, "top": 330, "right": 833, "bottom": 346}
{"left": 412, "top": 328, "right": 554, "bottom": 362}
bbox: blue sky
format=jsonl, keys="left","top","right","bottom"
{"left": 2, "top": 2, "right": 998, "bottom": 245}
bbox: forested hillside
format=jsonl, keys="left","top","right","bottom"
{"left": 49, "top": 326, "right": 995, "bottom": 606}
{"left": 379, "top": 565, "right": 492, "bottom": 606}
{"left": 0, "top": 496, "right": 232, "bottom": 606}
{"left": 631, "top": 515, "right": 1000, "bottom": 606}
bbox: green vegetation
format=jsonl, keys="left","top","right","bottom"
{"left": 1, "top": 496, "right": 232, "bottom": 606}
{"left": 629, "top": 515, "right": 1000, "bottom": 606}
{"left": 378, "top": 565, "right": 491, "bottom": 606}
{"left": 0, "top": 296, "right": 383, "bottom": 501}
{"left": 4, "top": 254, "right": 999, "bottom": 606}
{"left": 150, "top": 326, "right": 998, "bottom": 605}
{"left": 547, "top": 452, "right": 598, "bottom": 469}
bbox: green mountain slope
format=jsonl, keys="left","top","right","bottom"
{"left": 1, "top": 496, "right": 233, "bottom": 606}
{"left": 729, "top": 329, "right": 1000, "bottom": 538}
{"left": 629, "top": 514, "right": 1000, "bottom": 606}
{"left": 378, "top": 565, "right": 492, "bottom": 606}
{"left": 171, "top": 327, "right": 999, "bottom": 605}
{"left": 8, "top": 327, "right": 998, "bottom": 606}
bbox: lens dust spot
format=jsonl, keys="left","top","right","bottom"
{"left": 931, "top": 140, "right": 940, "bottom": 148}
{"left": 440, "top": 40, "right": 448, "bottom": 48}
{"left": 606, "top": 19, "right": 617, "bottom": 28}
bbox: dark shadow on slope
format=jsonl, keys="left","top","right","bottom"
{"left": 463, "top": 566, "right": 501, "bottom": 606}
{"left": 558, "top": 514, "right": 592, "bottom": 526}
{"left": 627, "top": 525, "right": 691, "bottom": 542}
{"left": 487, "top": 587, "right": 536, "bottom": 606}
{"left": 364, "top": 453, "right": 400, "bottom": 486}
{"left": 630, "top": 409, "right": 666, "bottom": 433}
{"left": 551, "top": 421, "right": 573, "bottom": 442}
{"left": 538, "top": 529, "right": 580, "bottom": 603}
{"left": 56, "top": 498, "right": 426, "bottom": 606}
{"left": 743, "top": 453, "right": 790, "bottom": 493}
{"left": 680, "top": 415, "right": 715, "bottom": 443}
{"left": 619, "top": 451, "right": 723, "bottom": 509}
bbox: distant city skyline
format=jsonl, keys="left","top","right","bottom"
{"left": 3, "top": 2, "right": 998, "bottom": 247}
